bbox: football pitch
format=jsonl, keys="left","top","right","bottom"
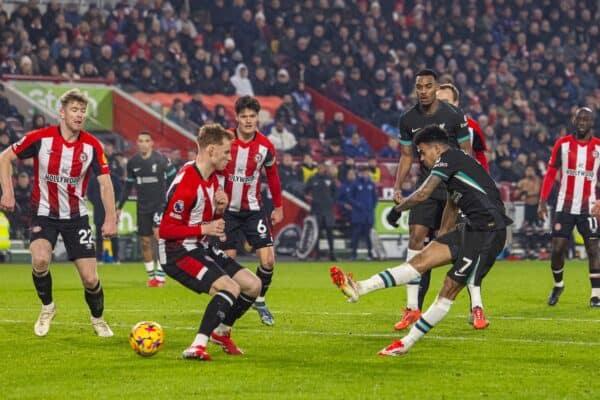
{"left": 1, "top": 260, "right": 598, "bottom": 399}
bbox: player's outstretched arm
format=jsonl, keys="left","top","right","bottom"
{"left": 0, "top": 148, "right": 18, "bottom": 212}
{"left": 395, "top": 174, "right": 442, "bottom": 213}
{"left": 97, "top": 174, "right": 117, "bottom": 237}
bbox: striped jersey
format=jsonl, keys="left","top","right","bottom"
{"left": 548, "top": 134, "right": 600, "bottom": 214}
{"left": 221, "top": 130, "right": 277, "bottom": 212}
{"left": 158, "top": 162, "right": 219, "bottom": 263}
{"left": 11, "top": 126, "right": 109, "bottom": 219}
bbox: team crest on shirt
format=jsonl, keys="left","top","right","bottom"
{"left": 173, "top": 200, "right": 185, "bottom": 213}
{"left": 79, "top": 153, "right": 88, "bottom": 162}
{"left": 254, "top": 153, "right": 263, "bottom": 163}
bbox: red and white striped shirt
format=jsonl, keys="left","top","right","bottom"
{"left": 158, "top": 162, "right": 219, "bottom": 264}
{"left": 542, "top": 134, "right": 600, "bottom": 214}
{"left": 220, "top": 130, "right": 282, "bottom": 212}
{"left": 12, "top": 126, "right": 109, "bottom": 219}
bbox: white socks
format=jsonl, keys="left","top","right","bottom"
{"left": 406, "top": 248, "right": 422, "bottom": 309}
{"left": 191, "top": 333, "right": 208, "bottom": 347}
{"left": 357, "top": 263, "right": 421, "bottom": 295}
{"left": 402, "top": 296, "right": 454, "bottom": 348}
{"left": 467, "top": 284, "right": 483, "bottom": 309}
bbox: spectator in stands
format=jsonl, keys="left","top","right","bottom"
{"left": 272, "top": 68, "right": 294, "bottom": 97}
{"left": 378, "top": 136, "right": 401, "bottom": 159}
{"left": 213, "top": 104, "right": 230, "bottom": 128}
{"left": 31, "top": 114, "right": 47, "bottom": 130}
{"left": 338, "top": 156, "right": 356, "bottom": 183}
{"left": 215, "top": 68, "right": 236, "bottom": 95}
{"left": 196, "top": 64, "right": 219, "bottom": 94}
{"left": 10, "top": 171, "right": 32, "bottom": 240}
{"left": 372, "top": 97, "right": 398, "bottom": 132}
{"left": 278, "top": 152, "right": 304, "bottom": 198}
{"left": 137, "top": 65, "right": 160, "bottom": 93}
{"left": 0, "top": 131, "right": 10, "bottom": 152}
{"left": 337, "top": 168, "right": 357, "bottom": 229}
{"left": 325, "top": 69, "right": 351, "bottom": 109}
{"left": 325, "top": 111, "right": 346, "bottom": 142}
{"left": 367, "top": 156, "right": 381, "bottom": 184}
{"left": 304, "top": 54, "right": 328, "bottom": 91}
{"left": 230, "top": 63, "right": 254, "bottom": 96}
{"left": 343, "top": 131, "right": 372, "bottom": 158}
{"left": 251, "top": 66, "right": 273, "bottom": 96}
{"left": 324, "top": 139, "right": 344, "bottom": 157}
{"left": 347, "top": 166, "right": 378, "bottom": 261}
{"left": 290, "top": 136, "right": 313, "bottom": 158}
{"left": 305, "top": 160, "right": 337, "bottom": 261}
{"left": 291, "top": 81, "right": 313, "bottom": 115}
{"left": 18, "top": 55, "right": 34, "bottom": 75}
{"left": 275, "top": 94, "right": 302, "bottom": 131}
{"left": 268, "top": 117, "right": 297, "bottom": 153}
{"left": 299, "top": 154, "right": 318, "bottom": 183}
{"left": 184, "top": 92, "right": 212, "bottom": 127}
{"left": 349, "top": 82, "right": 376, "bottom": 120}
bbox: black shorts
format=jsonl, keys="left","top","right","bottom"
{"left": 220, "top": 210, "right": 273, "bottom": 251}
{"left": 162, "top": 246, "right": 244, "bottom": 294}
{"left": 408, "top": 197, "right": 445, "bottom": 230}
{"left": 435, "top": 225, "right": 506, "bottom": 286}
{"left": 524, "top": 204, "right": 539, "bottom": 226}
{"left": 30, "top": 216, "right": 96, "bottom": 261}
{"left": 552, "top": 212, "right": 600, "bottom": 239}
{"left": 137, "top": 212, "right": 161, "bottom": 236}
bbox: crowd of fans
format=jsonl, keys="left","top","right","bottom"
{"left": 1, "top": 0, "right": 600, "bottom": 190}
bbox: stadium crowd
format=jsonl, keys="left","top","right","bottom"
{"left": 0, "top": 1, "right": 599, "bottom": 254}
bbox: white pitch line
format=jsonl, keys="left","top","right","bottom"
{"left": 0, "top": 319, "right": 599, "bottom": 347}
{"left": 1, "top": 307, "right": 599, "bottom": 323}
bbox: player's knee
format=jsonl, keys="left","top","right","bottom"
{"left": 440, "top": 277, "right": 463, "bottom": 300}
{"left": 81, "top": 273, "right": 99, "bottom": 289}
{"left": 31, "top": 255, "right": 50, "bottom": 273}
{"left": 247, "top": 275, "right": 262, "bottom": 297}
{"left": 213, "top": 277, "right": 241, "bottom": 298}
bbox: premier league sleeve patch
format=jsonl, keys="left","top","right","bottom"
{"left": 173, "top": 200, "right": 185, "bottom": 213}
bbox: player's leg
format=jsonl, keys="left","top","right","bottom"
{"left": 577, "top": 216, "right": 600, "bottom": 307}
{"left": 242, "top": 210, "right": 277, "bottom": 325}
{"left": 64, "top": 218, "right": 113, "bottom": 337}
{"left": 330, "top": 240, "right": 452, "bottom": 302}
{"left": 211, "top": 256, "right": 262, "bottom": 354}
{"left": 151, "top": 224, "right": 165, "bottom": 285}
{"left": 394, "top": 223, "right": 429, "bottom": 330}
{"left": 547, "top": 212, "right": 572, "bottom": 305}
{"left": 138, "top": 212, "right": 157, "bottom": 286}
{"left": 254, "top": 246, "right": 275, "bottom": 325}
{"left": 30, "top": 236, "right": 56, "bottom": 337}
{"left": 350, "top": 222, "right": 360, "bottom": 260}
{"left": 163, "top": 250, "right": 240, "bottom": 360}
{"left": 380, "top": 229, "right": 505, "bottom": 355}
{"left": 324, "top": 214, "right": 336, "bottom": 261}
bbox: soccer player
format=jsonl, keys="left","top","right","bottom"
{"left": 392, "top": 69, "right": 472, "bottom": 331}
{"left": 331, "top": 125, "right": 511, "bottom": 356}
{"left": 117, "top": 131, "right": 177, "bottom": 287}
{"left": 0, "top": 88, "right": 116, "bottom": 337}
{"left": 158, "top": 123, "right": 261, "bottom": 360}
{"left": 219, "top": 96, "right": 283, "bottom": 326}
{"left": 436, "top": 82, "right": 491, "bottom": 328}
{"left": 538, "top": 107, "right": 600, "bottom": 307}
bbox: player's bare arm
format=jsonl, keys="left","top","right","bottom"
{"left": 271, "top": 206, "right": 283, "bottom": 225}
{"left": 0, "top": 147, "right": 18, "bottom": 212}
{"left": 394, "top": 174, "right": 443, "bottom": 212}
{"left": 393, "top": 144, "right": 413, "bottom": 204}
{"left": 97, "top": 173, "right": 117, "bottom": 237}
{"left": 437, "top": 198, "right": 459, "bottom": 236}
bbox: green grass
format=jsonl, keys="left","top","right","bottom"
{"left": 1, "top": 260, "right": 599, "bottom": 399}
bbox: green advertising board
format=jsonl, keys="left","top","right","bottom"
{"left": 12, "top": 82, "right": 113, "bottom": 131}
{"left": 374, "top": 201, "right": 410, "bottom": 235}
{"left": 87, "top": 200, "right": 138, "bottom": 235}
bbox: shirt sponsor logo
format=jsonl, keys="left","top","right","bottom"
{"left": 229, "top": 175, "right": 256, "bottom": 184}
{"left": 565, "top": 168, "right": 594, "bottom": 179}
{"left": 44, "top": 174, "right": 81, "bottom": 184}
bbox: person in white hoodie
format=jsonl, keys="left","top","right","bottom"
{"left": 268, "top": 117, "right": 297, "bottom": 152}
{"left": 230, "top": 63, "right": 254, "bottom": 96}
